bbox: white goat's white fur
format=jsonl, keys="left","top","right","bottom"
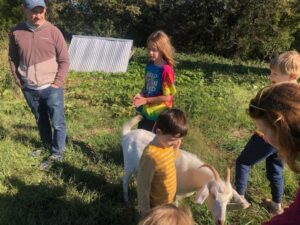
{"left": 121, "top": 115, "right": 247, "bottom": 225}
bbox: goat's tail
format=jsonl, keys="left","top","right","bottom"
{"left": 121, "top": 115, "right": 143, "bottom": 136}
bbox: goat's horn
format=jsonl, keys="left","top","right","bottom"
{"left": 226, "top": 168, "right": 231, "bottom": 183}
{"left": 199, "top": 164, "right": 221, "bottom": 181}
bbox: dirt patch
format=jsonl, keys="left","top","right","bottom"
{"left": 230, "top": 127, "right": 251, "bottom": 139}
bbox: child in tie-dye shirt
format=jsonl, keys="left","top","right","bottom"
{"left": 133, "top": 30, "right": 176, "bottom": 132}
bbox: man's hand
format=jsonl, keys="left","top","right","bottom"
{"left": 51, "top": 84, "right": 59, "bottom": 88}
{"left": 13, "top": 78, "right": 23, "bottom": 89}
{"left": 16, "top": 82, "right": 22, "bottom": 89}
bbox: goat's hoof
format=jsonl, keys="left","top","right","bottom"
{"left": 227, "top": 202, "right": 250, "bottom": 210}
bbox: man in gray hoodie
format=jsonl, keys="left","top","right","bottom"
{"left": 8, "top": 0, "right": 70, "bottom": 170}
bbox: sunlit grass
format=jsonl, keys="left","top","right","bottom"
{"left": 0, "top": 44, "right": 298, "bottom": 225}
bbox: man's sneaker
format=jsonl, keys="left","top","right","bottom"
{"left": 39, "top": 160, "right": 51, "bottom": 171}
{"left": 48, "top": 154, "right": 63, "bottom": 162}
{"left": 39, "top": 154, "right": 63, "bottom": 170}
{"left": 228, "top": 195, "right": 251, "bottom": 210}
{"left": 262, "top": 199, "right": 284, "bottom": 215}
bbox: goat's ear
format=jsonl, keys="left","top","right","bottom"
{"left": 226, "top": 168, "right": 231, "bottom": 183}
{"left": 227, "top": 188, "right": 251, "bottom": 210}
{"left": 195, "top": 185, "right": 209, "bottom": 204}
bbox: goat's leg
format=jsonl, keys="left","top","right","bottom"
{"left": 123, "top": 168, "right": 133, "bottom": 206}
{"left": 174, "top": 199, "right": 179, "bottom": 207}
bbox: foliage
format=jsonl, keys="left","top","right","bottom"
{"left": 1, "top": 0, "right": 299, "bottom": 59}
{"left": 167, "top": 0, "right": 300, "bottom": 59}
{"left": 0, "top": 38, "right": 17, "bottom": 95}
{"left": 0, "top": 0, "right": 22, "bottom": 37}
{"left": 46, "top": 0, "right": 142, "bottom": 40}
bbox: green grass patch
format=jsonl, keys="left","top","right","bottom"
{"left": 0, "top": 47, "right": 298, "bottom": 225}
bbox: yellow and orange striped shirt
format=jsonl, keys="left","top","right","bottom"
{"left": 137, "top": 144, "right": 180, "bottom": 213}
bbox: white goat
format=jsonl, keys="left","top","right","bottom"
{"left": 121, "top": 115, "right": 248, "bottom": 225}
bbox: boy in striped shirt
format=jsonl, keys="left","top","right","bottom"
{"left": 137, "top": 108, "right": 188, "bottom": 216}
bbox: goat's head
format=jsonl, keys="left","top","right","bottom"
{"left": 194, "top": 165, "right": 242, "bottom": 225}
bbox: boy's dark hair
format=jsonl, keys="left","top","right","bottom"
{"left": 155, "top": 108, "right": 188, "bottom": 137}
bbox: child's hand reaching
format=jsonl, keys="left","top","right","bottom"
{"left": 133, "top": 95, "right": 147, "bottom": 107}
{"left": 133, "top": 92, "right": 144, "bottom": 100}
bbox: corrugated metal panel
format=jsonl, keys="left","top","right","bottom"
{"left": 69, "top": 35, "right": 133, "bottom": 73}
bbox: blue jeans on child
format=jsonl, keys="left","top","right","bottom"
{"left": 137, "top": 116, "right": 156, "bottom": 132}
{"left": 235, "top": 133, "right": 284, "bottom": 203}
{"left": 22, "top": 86, "right": 66, "bottom": 157}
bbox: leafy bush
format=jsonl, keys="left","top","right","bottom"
{"left": 167, "top": 0, "right": 300, "bottom": 59}
{"left": 1, "top": 0, "right": 299, "bottom": 59}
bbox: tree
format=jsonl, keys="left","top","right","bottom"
{"left": 166, "top": 0, "right": 300, "bottom": 59}
{"left": 1, "top": 0, "right": 299, "bottom": 59}
{"left": 0, "top": 0, "right": 23, "bottom": 37}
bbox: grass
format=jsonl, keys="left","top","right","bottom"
{"left": 0, "top": 42, "right": 299, "bottom": 225}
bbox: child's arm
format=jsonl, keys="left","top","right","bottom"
{"left": 133, "top": 88, "right": 146, "bottom": 100}
{"left": 134, "top": 65, "right": 176, "bottom": 108}
{"left": 254, "top": 130, "right": 270, "bottom": 144}
{"left": 137, "top": 155, "right": 155, "bottom": 216}
{"left": 133, "top": 95, "right": 172, "bottom": 108}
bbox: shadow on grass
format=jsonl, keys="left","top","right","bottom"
{"left": 0, "top": 124, "right": 7, "bottom": 140}
{"left": 11, "top": 123, "right": 43, "bottom": 148}
{"left": 11, "top": 133, "right": 41, "bottom": 148}
{"left": 0, "top": 163, "right": 138, "bottom": 225}
{"left": 9, "top": 133, "right": 124, "bottom": 168}
{"left": 177, "top": 59, "right": 269, "bottom": 78}
{"left": 70, "top": 139, "right": 124, "bottom": 167}
{"left": 100, "top": 143, "right": 123, "bottom": 166}
{"left": 70, "top": 139, "right": 99, "bottom": 162}
{"left": 12, "top": 124, "right": 36, "bottom": 130}
{"left": 130, "top": 50, "right": 268, "bottom": 78}
{"left": 54, "top": 161, "right": 109, "bottom": 193}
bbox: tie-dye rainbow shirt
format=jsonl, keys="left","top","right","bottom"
{"left": 137, "top": 62, "right": 176, "bottom": 121}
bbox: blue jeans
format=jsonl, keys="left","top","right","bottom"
{"left": 22, "top": 86, "right": 66, "bottom": 156}
{"left": 137, "top": 117, "right": 156, "bottom": 132}
{"left": 235, "top": 133, "right": 284, "bottom": 203}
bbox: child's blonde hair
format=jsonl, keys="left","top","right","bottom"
{"left": 138, "top": 204, "right": 194, "bottom": 225}
{"left": 147, "top": 30, "right": 175, "bottom": 67}
{"left": 249, "top": 83, "right": 300, "bottom": 172}
{"left": 270, "top": 50, "right": 300, "bottom": 79}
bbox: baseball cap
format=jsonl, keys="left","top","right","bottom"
{"left": 23, "top": 0, "right": 46, "bottom": 10}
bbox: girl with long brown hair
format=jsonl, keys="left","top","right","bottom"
{"left": 249, "top": 83, "right": 300, "bottom": 225}
{"left": 133, "top": 30, "right": 176, "bottom": 132}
